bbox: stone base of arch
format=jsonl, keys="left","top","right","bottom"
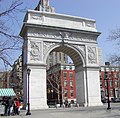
{"left": 76, "top": 66, "right": 103, "bottom": 107}
{"left": 23, "top": 64, "right": 48, "bottom": 110}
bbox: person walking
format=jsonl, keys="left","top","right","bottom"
{"left": 16, "top": 98, "right": 21, "bottom": 115}
{"left": 7, "top": 97, "right": 13, "bottom": 116}
{"left": 3, "top": 97, "right": 8, "bottom": 116}
{"left": 64, "top": 99, "right": 68, "bottom": 108}
{"left": 12, "top": 98, "right": 21, "bottom": 115}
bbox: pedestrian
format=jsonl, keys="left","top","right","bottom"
{"left": 3, "top": 97, "right": 8, "bottom": 116}
{"left": 13, "top": 98, "right": 17, "bottom": 115}
{"left": 16, "top": 98, "right": 21, "bottom": 115}
{"left": 7, "top": 97, "right": 13, "bottom": 116}
{"left": 64, "top": 99, "right": 68, "bottom": 108}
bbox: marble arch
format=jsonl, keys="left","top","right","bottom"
{"left": 20, "top": 6, "right": 102, "bottom": 109}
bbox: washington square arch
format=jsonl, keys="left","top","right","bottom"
{"left": 20, "top": 0, "right": 102, "bottom": 110}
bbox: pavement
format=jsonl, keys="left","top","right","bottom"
{"left": 1, "top": 103, "right": 120, "bottom": 118}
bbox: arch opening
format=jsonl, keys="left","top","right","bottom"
{"left": 46, "top": 44, "right": 86, "bottom": 107}
{"left": 46, "top": 44, "right": 85, "bottom": 68}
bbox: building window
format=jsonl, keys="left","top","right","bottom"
{"left": 69, "top": 72, "right": 73, "bottom": 79}
{"left": 101, "top": 90, "right": 105, "bottom": 98}
{"left": 64, "top": 90, "right": 68, "bottom": 98}
{"left": 100, "top": 81, "right": 102, "bottom": 87}
{"left": 110, "top": 90, "right": 113, "bottom": 96}
{"left": 115, "top": 81, "right": 118, "bottom": 87}
{"left": 69, "top": 66, "right": 72, "bottom": 70}
{"left": 100, "top": 73, "right": 102, "bottom": 80}
{"left": 104, "top": 80, "right": 107, "bottom": 87}
{"left": 109, "top": 81, "right": 113, "bottom": 87}
{"left": 70, "top": 90, "right": 74, "bottom": 98}
{"left": 19, "top": 62, "right": 22, "bottom": 66}
{"left": 117, "top": 73, "right": 120, "bottom": 78}
{"left": 50, "top": 63, "right": 52, "bottom": 67}
{"left": 59, "top": 53, "right": 61, "bottom": 61}
{"left": 70, "top": 81, "right": 73, "bottom": 88}
{"left": 105, "top": 89, "right": 108, "bottom": 96}
{"left": 115, "top": 90, "right": 119, "bottom": 97}
{"left": 114, "top": 73, "right": 117, "bottom": 78}
{"left": 64, "top": 81, "right": 67, "bottom": 87}
{"left": 63, "top": 72, "right": 67, "bottom": 78}
{"left": 63, "top": 66, "right": 66, "bottom": 69}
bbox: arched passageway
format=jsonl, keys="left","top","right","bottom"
{"left": 46, "top": 44, "right": 85, "bottom": 106}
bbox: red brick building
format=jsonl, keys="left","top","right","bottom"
{"left": 100, "top": 66, "right": 120, "bottom": 101}
{"left": 47, "top": 63, "right": 76, "bottom": 105}
{"left": 47, "top": 63, "right": 120, "bottom": 105}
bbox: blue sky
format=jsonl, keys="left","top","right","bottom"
{"left": 22, "top": 0, "right": 120, "bottom": 65}
{"left": 1, "top": 0, "right": 120, "bottom": 70}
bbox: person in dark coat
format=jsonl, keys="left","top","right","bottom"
{"left": 64, "top": 99, "right": 68, "bottom": 108}
{"left": 3, "top": 97, "right": 7, "bottom": 116}
{"left": 7, "top": 97, "right": 13, "bottom": 116}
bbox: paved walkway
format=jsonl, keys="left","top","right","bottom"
{"left": 1, "top": 103, "right": 120, "bottom": 118}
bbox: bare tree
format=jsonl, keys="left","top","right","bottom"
{"left": 108, "top": 28, "right": 120, "bottom": 66}
{"left": 0, "top": 0, "right": 24, "bottom": 70}
{"left": 108, "top": 28, "right": 120, "bottom": 46}
{"left": 47, "top": 76, "right": 62, "bottom": 104}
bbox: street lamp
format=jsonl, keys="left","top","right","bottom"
{"left": 104, "top": 62, "right": 111, "bottom": 110}
{"left": 26, "top": 68, "right": 31, "bottom": 115}
{"left": 51, "top": 89, "right": 53, "bottom": 99}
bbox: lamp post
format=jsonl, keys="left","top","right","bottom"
{"left": 105, "top": 62, "right": 111, "bottom": 110}
{"left": 51, "top": 89, "right": 53, "bottom": 99}
{"left": 26, "top": 68, "right": 31, "bottom": 115}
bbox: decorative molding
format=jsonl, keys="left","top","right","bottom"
{"left": 87, "top": 46, "right": 97, "bottom": 64}
{"left": 43, "top": 42, "right": 56, "bottom": 57}
{"left": 28, "top": 29, "right": 61, "bottom": 39}
{"left": 69, "top": 33, "right": 97, "bottom": 43}
{"left": 85, "top": 21, "right": 95, "bottom": 28}
{"left": 30, "top": 13, "right": 44, "bottom": 23}
{"left": 30, "top": 41, "right": 42, "bottom": 61}
{"left": 75, "top": 45, "right": 85, "bottom": 59}
{"left": 28, "top": 29, "right": 97, "bottom": 43}
{"left": 59, "top": 32, "right": 71, "bottom": 39}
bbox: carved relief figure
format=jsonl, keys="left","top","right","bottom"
{"left": 30, "top": 41, "right": 42, "bottom": 61}
{"left": 88, "top": 46, "right": 97, "bottom": 64}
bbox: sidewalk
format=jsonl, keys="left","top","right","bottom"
{"left": 1, "top": 103, "right": 120, "bottom": 118}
